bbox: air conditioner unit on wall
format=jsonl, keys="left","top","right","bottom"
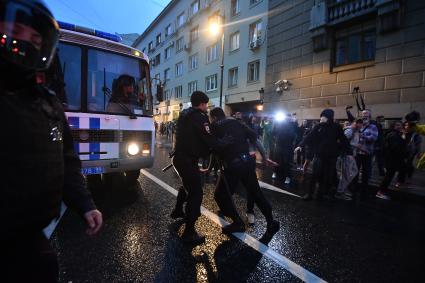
{"left": 184, "top": 43, "right": 191, "bottom": 51}
{"left": 169, "top": 41, "right": 174, "bottom": 47}
{"left": 249, "top": 39, "right": 261, "bottom": 50}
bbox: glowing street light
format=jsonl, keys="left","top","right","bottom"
{"left": 208, "top": 15, "right": 225, "bottom": 108}
{"left": 209, "top": 22, "right": 220, "bottom": 37}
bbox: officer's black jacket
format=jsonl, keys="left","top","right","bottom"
{"left": 0, "top": 84, "right": 96, "bottom": 238}
{"left": 211, "top": 118, "right": 257, "bottom": 162}
{"left": 299, "top": 121, "right": 352, "bottom": 158}
{"left": 174, "top": 107, "right": 227, "bottom": 159}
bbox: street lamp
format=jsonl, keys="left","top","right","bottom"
{"left": 209, "top": 14, "right": 225, "bottom": 108}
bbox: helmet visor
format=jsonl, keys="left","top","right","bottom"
{"left": 0, "top": 1, "right": 59, "bottom": 70}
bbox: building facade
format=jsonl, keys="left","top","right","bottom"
{"left": 265, "top": 0, "right": 425, "bottom": 122}
{"left": 133, "top": 0, "right": 268, "bottom": 122}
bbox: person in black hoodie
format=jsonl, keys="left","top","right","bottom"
{"left": 376, "top": 121, "right": 407, "bottom": 200}
{"left": 295, "top": 109, "right": 352, "bottom": 200}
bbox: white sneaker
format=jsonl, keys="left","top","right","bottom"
{"left": 247, "top": 213, "right": 255, "bottom": 225}
{"left": 376, "top": 191, "right": 390, "bottom": 200}
{"left": 272, "top": 172, "right": 277, "bottom": 179}
{"left": 284, "top": 177, "right": 291, "bottom": 184}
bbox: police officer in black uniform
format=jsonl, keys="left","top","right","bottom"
{"left": 209, "top": 107, "right": 280, "bottom": 244}
{"left": 171, "top": 91, "right": 231, "bottom": 245}
{"left": 0, "top": 1, "right": 102, "bottom": 281}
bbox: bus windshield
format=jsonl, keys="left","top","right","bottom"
{"left": 50, "top": 42, "right": 153, "bottom": 116}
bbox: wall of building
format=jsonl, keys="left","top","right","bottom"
{"left": 265, "top": 0, "right": 425, "bottom": 121}
{"left": 134, "top": 0, "right": 269, "bottom": 122}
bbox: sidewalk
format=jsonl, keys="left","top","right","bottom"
{"left": 255, "top": 159, "right": 425, "bottom": 205}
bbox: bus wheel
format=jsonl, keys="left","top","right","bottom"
{"left": 86, "top": 174, "right": 102, "bottom": 189}
{"left": 125, "top": 170, "right": 141, "bottom": 184}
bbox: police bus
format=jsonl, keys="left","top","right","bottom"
{"left": 46, "top": 21, "right": 159, "bottom": 184}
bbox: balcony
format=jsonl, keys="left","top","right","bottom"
{"left": 328, "top": 0, "right": 378, "bottom": 25}
{"left": 309, "top": 0, "right": 401, "bottom": 51}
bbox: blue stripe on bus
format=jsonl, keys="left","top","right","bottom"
{"left": 89, "top": 143, "right": 100, "bottom": 160}
{"left": 89, "top": 118, "right": 100, "bottom": 129}
{"left": 68, "top": 117, "right": 79, "bottom": 129}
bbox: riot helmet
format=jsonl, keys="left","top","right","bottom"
{"left": 0, "top": 0, "right": 59, "bottom": 72}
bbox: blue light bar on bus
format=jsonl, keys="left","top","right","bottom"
{"left": 57, "top": 21, "right": 122, "bottom": 43}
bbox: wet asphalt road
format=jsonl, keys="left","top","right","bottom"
{"left": 51, "top": 142, "right": 425, "bottom": 282}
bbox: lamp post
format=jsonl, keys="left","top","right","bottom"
{"left": 209, "top": 14, "right": 225, "bottom": 108}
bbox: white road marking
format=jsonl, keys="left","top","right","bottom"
{"left": 258, "top": 181, "right": 302, "bottom": 198}
{"left": 141, "top": 169, "right": 326, "bottom": 283}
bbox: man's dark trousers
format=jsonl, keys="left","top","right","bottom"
{"left": 214, "top": 156, "right": 273, "bottom": 223}
{"left": 173, "top": 154, "right": 203, "bottom": 231}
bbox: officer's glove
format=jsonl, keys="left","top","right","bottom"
{"left": 294, "top": 146, "right": 302, "bottom": 153}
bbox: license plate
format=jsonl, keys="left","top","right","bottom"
{"left": 82, "top": 166, "right": 105, "bottom": 175}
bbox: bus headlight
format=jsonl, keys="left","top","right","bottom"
{"left": 127, "top": 143, "right": 140, "bottom": 155}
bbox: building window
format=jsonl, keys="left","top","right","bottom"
{"left": 248, "top": 60, "right": 260, "bottom": 82}
{"left": 249, "top": 20, "right": 263, "bottom": 44}
{"left": 191, "top": 0, "right": 200, "bottom": 16}
{"left": 250, "top": 0, "right": 262, "bottom": 6}
{"left": 165, "top": 24, "right": 173, "bottom": 37}
{"left": 154, "top": 73, "right": 160, "bottom": 84}
{"left": 334, "top": 26, "right": 376, "bottom": 67}
{"left": 230, "top": 32, "right": 240, "bottom": 51}
{"left": 148, "top": 41, "right": 154, "bottom": 52}
{"left": 231, "top": 0, "right": 240, "bottom": 16}
{"left": 206, "top": 74, "right": 218, "bottom": 91}
{"left": 189, "top": 53, "right": 198, "bottom": 70}
{"left": 176, "top": 36, "right": 184, "bottom": 52}
{"left": 190, "top": 26, "right": 198, "bottom": 43}
{"left": 154, "top": 53, "right": 160, "bottom": 66}
{"left": 165, "top": 46, "right": 172, "bottom": 60}
{"left": 142, "top": 47, "right": 146, "bottom": 53}
{"left": 188, "top": 80, "right": 197, "bottom": 95}
{"left": 206, "top": 42, "right": 218, "bottom": 63}
{"left": 228, "top": 67, "right": 238, "bottom": 87}
{"left": 175, "top": 61, "right": 183, "bottom": 77}
{"left": 175, "top": 85, "right": 183, "bottom": 99}
{"left": 177, "top": 12, "right": 185, "bottom": 28}
{"left": 164, "top": 89, "right": 171, "bottom": 101}
{"left": 164, "top": 68, "right": 170, "bottom": 81}
{"left": 156, "top": 33, "right": 161, "bottom": 46}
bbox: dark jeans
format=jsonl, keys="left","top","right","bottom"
{"left": 3, "top": 232, "right": 59, "bottom": 282}
{"left": 374, "top": 149, "right": 386, "bottom": 175}
{"left": 277, "top": 147, "right": 293, "bottom": 180}
{"left": 309, "top": 157, "right": 337, "bottom": 197}
{"left": 380, "top": 162, "right": 404, "bottom": 194}
{"left": 214, "top": 156, "right": 273, "bottom": 224}
{"left": 296, "top": 149, "right": 305, "bottom": 167}
{"left": 173, "top": 154, "right": 203, "bottom": 231}
{"left": 398, "top": 156, "right": 414, "bottom": 181}
{"left": 353, "top": 154, "right": 372, "bottom": 194}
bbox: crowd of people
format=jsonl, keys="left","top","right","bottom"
{"left": 232, "top": 108, "right": 423, "bottom": 201}
{"left": 155, "top": 120, "right": 176, "bottom": 142}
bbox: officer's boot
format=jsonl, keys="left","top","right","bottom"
{"left": 181, "top": 222, "right": 205, "bottom": 245}
{"left": 170, "top": 187, "right": 187, "bottom": 219}
{"left": 259, "top": 219, "right": 280, "bottom": 245}
{"left": 222, "top": 215, "right": 246, "bottom": 234}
